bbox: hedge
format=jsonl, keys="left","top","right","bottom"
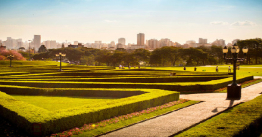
{"left": 0, "top": 76, "right": 253, "bottom": 92}
{"left": 0, "top": 85, "right": 145, "bottom": 98}
{"left": 0, "top": 88, "right": 179, "bottom": 136}
{"left": 4, "top": 76, "right": 228, "bottom": 83}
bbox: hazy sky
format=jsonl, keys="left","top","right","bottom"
{"left": 0, "top": 0, "right": 261, "bottom": 44}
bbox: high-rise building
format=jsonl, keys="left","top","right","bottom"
{"left": 199, "top": 38, "right": 207, "bottom": 45}
{"left": 6, "top": 37, "right": 12, "bottom": 49}
{"left": 148, "top": 39, "right": 159, "bottom": 49}
{"left": 159, "top": 38, "right": 173, "bottom": 47}
{"left": 118, "top": 38, "right": 126, "bottom": 46}
{"left": 43, "top": 41, "right": 51, "bottom": 49}
{"left": 137, "top": 33, "right": 145, "bottom": 46}
{"left": 110, "top": 41, "right": 115, "bottom": 48}
{"left": 33, "top": 35, "right": 41, "bottom": 50}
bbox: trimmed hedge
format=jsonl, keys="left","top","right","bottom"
{"left": 7, "top": 76, "right": 228, "bottom": 83}
{"left": 0, "top": 76, "right": 253, "bottom": 92}
{"left": 0, "top": 85, "right": 145, "bottom": 98}
{"left": 0, "top": 88, "right": 179, "bottom": 136}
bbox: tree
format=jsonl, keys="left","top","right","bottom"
{"left": 211, "top": 45, "right": 223, "bottom": 64}
{"left": 133, "top": 49, "right": 150, "bottom": 66}
{"left": 38, "top": 45, "right": 48, "bottom": 53}
{"left": 110, "top": 50, "right": 126, "bottom": 67}
{"left": 237, "top": 38, "right": 262, "bottom": 64}
{"left": 95, "top": 50, "right": 112, "bottom": 66}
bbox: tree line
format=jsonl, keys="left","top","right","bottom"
{"left": 32, "top": 38, "right": 262, "bottom": 66}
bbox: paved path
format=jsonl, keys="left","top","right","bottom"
{"left": 102, "top": 81, "right": 262, "bottom": 137}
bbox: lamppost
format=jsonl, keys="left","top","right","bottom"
{"left": 7, "top": 55, "right": 14, "bottom": 67}
{"left": 223, "top": 44, "right": 248, "bottom": 100}
{"left": 56, "top": 52, "right": 66, "bottom": 71}
{"left": 28, "top": 40, "right": 31, "bottom": 61}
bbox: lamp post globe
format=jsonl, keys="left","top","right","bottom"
{"left": 56, "top": 52, "right": 66, "bottom": 71}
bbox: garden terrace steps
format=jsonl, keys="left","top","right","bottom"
{"left": 101, "top": 82, "right": 262, "bottom": 137}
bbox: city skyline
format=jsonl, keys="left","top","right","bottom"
{"left": 0, "top": 0, "right": 262, "bottom": 44}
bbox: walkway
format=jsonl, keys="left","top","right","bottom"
{"left": 101, "top": 82, "right": 262, "bottom": 137}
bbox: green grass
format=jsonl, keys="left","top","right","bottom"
{"left": 12, "top": 95, "right": 116, "bottom": 111}
{"left": 175, "top": 94, "right": 262, "bottom": 137}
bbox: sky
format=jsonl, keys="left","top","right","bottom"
{"left": 0, "top": 0, "right": 262, "bottom": 44}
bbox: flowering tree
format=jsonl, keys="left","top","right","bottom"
{"left": 0, "top": 49, "right": 26, "bottom": 60}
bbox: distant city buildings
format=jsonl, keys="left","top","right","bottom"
{"left": 118, "top": 38, "right": 126, "bottom": 46}
{"left": 148, "top": 39, "right": 159, "bottom": 50}
{"left": 212, "top": 39, "right": 225, "bottom": 46}
{"left": 0, "top": 34, "right": 240, "bottom": 52}
{"left": 199, "top": 38, "right": 207, "bottom": 45}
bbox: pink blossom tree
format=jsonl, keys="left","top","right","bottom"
{"left": 0, "top": 49, "right": 26, "bottom": 60}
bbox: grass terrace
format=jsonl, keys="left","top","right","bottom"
{"left": 0, "top": 61, "right": 261, "bottom": 136}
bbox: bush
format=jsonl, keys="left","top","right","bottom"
{"left": 0, "top": 88, "right": 179, "bottom": 136}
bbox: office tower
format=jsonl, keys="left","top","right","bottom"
{"left": 6, "top": 37, "right": 12, "bottom": 49}
{"left": 148, "top": 39, "right": 159, "bottom": 49}
{"left": 33, "top": 35, "right": 41, "bottom": 50}
{"left": 43, "top": 41, "right": 51, "bottom": 49}
{"left": 199, "top": 38, "right": 207, "bottom": 44}
{"left": 118, "top": 38, "right": 126, "bottom": 46}
{"left": 16, "top": 39, "right": 23, "bottom": 49}
{"left": 159, "top": 38, "right": 173, "bottom": 47}
{"left": 137, "top": 33, "right": 145, "bottom": 46}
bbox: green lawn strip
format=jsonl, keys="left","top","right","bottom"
{"left": 214, "top": 78, "right": 262, "bottom": 93}
{"left": 50, "top": 100, "right": 199, "bottom": 137}
{"left": 12, "top": 95, "right": 116, "bottom": 111}
{"left": 0, "top": 88, "right": 179, "bottom": 135}
{"left": 175, "top": 95, "right": 262, "bottom": 137}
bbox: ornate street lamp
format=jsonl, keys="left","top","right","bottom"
{"left": 7, "top": 55, "right": 14, "bottom": 67}
{"left": 223, "top": 44, "right": 248, "bottom": 100}
{"left": 56, "top": 52, "right": 66, "bottom": 71}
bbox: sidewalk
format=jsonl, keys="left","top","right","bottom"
{"left": 101, "top": 82, "right": 262, "bottom": 137}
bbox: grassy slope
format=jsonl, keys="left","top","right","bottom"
{"left": 12, "top": 95, "right": 116, "bottom": 111}
{"left": 175, "top": 94, "right": 262, "bottom": 137}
